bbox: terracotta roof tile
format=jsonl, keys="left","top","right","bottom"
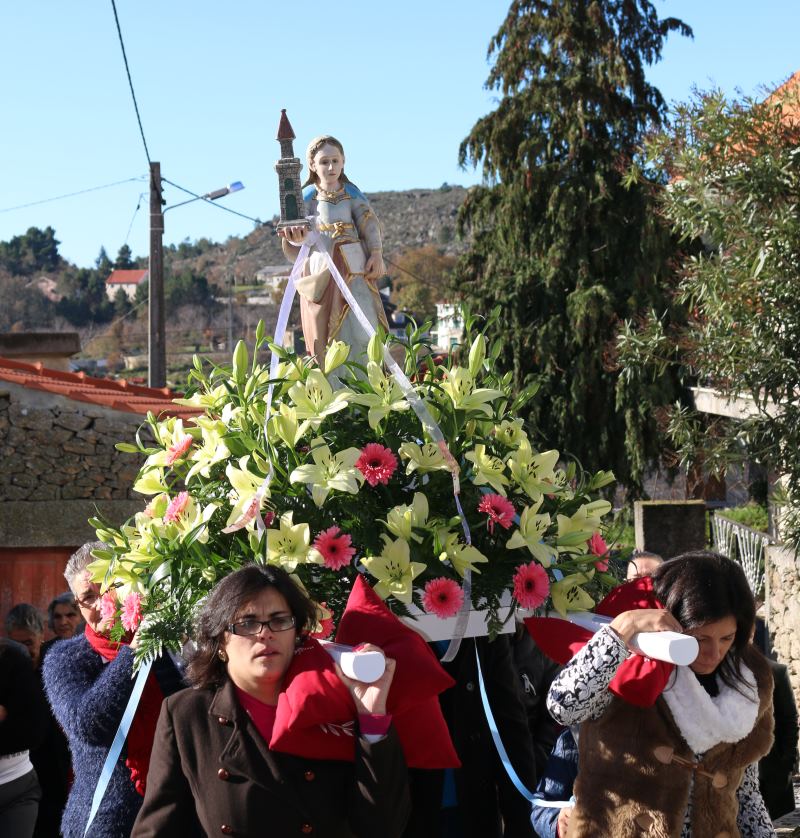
{"left": 106, "top": 269, "right": 149, "bottom": 285}
{"left": 0, "top": 356, "right": 198, "bottom": 419}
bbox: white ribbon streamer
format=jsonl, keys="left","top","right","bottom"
{"left": 247, "top": 225, "right": 472, "bottom": 658}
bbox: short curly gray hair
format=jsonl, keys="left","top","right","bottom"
{"left": 64, "top": 541, "right": 107, "bottom": 593}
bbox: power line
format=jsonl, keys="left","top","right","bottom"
{"left": 0, "top": 177, "right": 145, "bottom": 214}
{"left": 123, "top": 192, "right": 145, "bottom": 245}
{"left": 110, "top": 0, "right": 152, "bottom": 166}
{"left": 161, "top": 178, "right": 264, "bottom": 225}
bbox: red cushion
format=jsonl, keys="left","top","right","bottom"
{"left": 523, "top": 576, "right": 675, "bottom": 708}
{"left": 269, "top": 575, "right": 460, "bottom": 767}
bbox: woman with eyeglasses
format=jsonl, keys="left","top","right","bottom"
{"left": 132, "top": 563, "right": 410, "bottom": 838}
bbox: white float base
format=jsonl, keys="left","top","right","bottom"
{"left": 400, "top": 593, "right": 515, "bottom": 642}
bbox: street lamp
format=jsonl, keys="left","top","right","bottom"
{"left": 148, "top": 164, "right": 244, "bottom": 388}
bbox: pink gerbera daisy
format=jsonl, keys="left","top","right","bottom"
{"left": 99, "top": 591, "right": 118, "bottom": 624}
{"left": 313, "top": 526, "right": 356, "bottom": 570}
{"left": 164, "top": 491, "right": 190, "bottom": 523}
{"left": 477, "top": 493, "right": 516, "bottom": 533}
{"left": 512, "top": 562, "right": 550, "bottom": 610}
{"left": 355, "top": 443, "right": 398, "bottom": 487}
{"left": 588, "top": 531, "right": 609, "bottom": 571}
{"left": 120, "top": 592, "right": 143, "bottom": 633}
{"left": 422, "top": 577, "right": 465, "bottom": 619}
{"left": 165, "top": 433, "right": 193, "bottom": 465}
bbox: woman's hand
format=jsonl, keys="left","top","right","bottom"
{"left": 365, "top": 252, "right": 385, "bottom": 280}
{"left": 609, "top": 608, "right": 683, "bottom": 646}
{"left": 557, "top": 805, "right": 571, "bottom": 836}
{"left": 334, "top": 643, "right": 396, "bottom": 715}
{"left": 277, "top": 224, "right": 309, "bottom": 246}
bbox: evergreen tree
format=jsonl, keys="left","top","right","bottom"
{"left": 453, "top": 0, "right": 691, "bottom": 492}
{"left": 95, "top": 246, "right": 113, "bottom": 277}
{"left": 114, "top": 244, "right": 135, "bottom": 269}
{"left": 0, "top": 226, "right": 62, "bottom": 276}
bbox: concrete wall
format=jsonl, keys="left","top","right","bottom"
{"left": 766, "top": 544, "right": 800, "bottom": 707}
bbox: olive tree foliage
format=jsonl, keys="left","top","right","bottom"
{"left": 452, "top": 0, "right": 691, "bottom": 494}
{"left": 617, "top": 88, "right": 800, "bottom": 547}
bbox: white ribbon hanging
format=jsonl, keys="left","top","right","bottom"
{"left": 245, "top": 226, "right": 472, "bottom": 661}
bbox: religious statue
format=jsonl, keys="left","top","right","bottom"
{"left": 275, "top": 112, "right": 388, "bottom": 364}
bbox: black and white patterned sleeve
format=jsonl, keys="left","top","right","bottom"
{"left": 736, "top": 762, "right": 776, "bottom": 836}
{"left": 546, "top": 624, "right": 629, "bottom": 725}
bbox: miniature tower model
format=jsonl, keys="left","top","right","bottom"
{"left": 275, "top": 109, "right": 307, "bottom": 229}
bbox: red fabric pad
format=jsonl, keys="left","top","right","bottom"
{"left": 335, "top": 575, "right": 456, "bottom": 712}
{"left": 523, "top": 576, "right": 675, "bottom": 708}
{"left": 269, "top": 575, "right": 460, "bottom": 767}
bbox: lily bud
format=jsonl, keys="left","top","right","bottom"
{"left": 232, "top": 340, "right": 249, "bottom": 384}
{"left": 324, "top": 340, "right": 350, "bottom": 374}
{"left": 468, "top": 334, "right": 486, "bottom": 377}
{"left": 367, "top": 333, "right": 384, "bottom": 365}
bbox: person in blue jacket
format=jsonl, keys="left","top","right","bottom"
{"left": 530, "top": 727, "right": 578, "bottom": 838}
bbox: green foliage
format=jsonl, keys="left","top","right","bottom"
{"left": 0, "top": 275, "right": 56, "bottom": 331}
{"left": 114, "top": 244, "right": 135, "bottom": 269}
{"left": 452, "top": 0, "right": 691, "bottom": 495}
{"left": 0, "top": 226, "right": 62, "bottom": 276}
{"left": 56, "top": 266, "right": 114, "bottom": 326}
{"left": 718, "top": 503, "right": 769, "bottom": 534}
{"left": 618, "top": 88, "right": 800, "bottom": 550}
{"left": 391, "top": 246, "right": 456, "bottom": 320}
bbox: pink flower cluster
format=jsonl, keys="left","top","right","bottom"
{"left": 313, "top": 526, "right": 356, "bottom": 571}
{"left": 121, "top": 592, "right": 143, "bottom": 633}
{"left": 477, "top": 494, "right": 516, "bottom": 533}
{"left": 165, "top": 434, "right": 193, "bottom": 465}
{"left": 164, "top": 491, "right": 189, "bottom": 523}
{"left": 588, "top": 531, "right": 609, "bottom": 572}
{"left": 512, "top": 561, "right": 550, "bottom": 610}
{"left": 99, "top": 591, "right": 118, "bottom": 624}
{"left": 355, "top": 443, "right": 397, "bottom": 487}
{"left": 422, "top": 577, "right": 464, "bottom": 619}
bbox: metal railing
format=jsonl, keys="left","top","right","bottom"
{"left": 710, "top": 513, "right": 771, "bottom": 598}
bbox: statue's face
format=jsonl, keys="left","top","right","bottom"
{"left": 312, "top": 143, "right": 344, "bottom": 190}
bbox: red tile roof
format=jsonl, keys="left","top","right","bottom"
{"left": 0, "top": 356, "right": 198, "bottom": 419}
{"left": 765, "top": 69, "right": 800, "bottom": 122}
{"left": 106, "top": 269, "right": 149, "bottom": 286}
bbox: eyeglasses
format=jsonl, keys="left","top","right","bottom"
{"left": 75, "top": 582, "right": 122, "bottom": 608}
{"left": 227, "top": 616, "right": 296, "bottom": 636}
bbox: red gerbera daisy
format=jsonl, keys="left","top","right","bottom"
{"left": 512, "top": 561, "right": 550, "bottom": 610}
{"left": 588, "top": 531, "right": 609, "bottom": 571}
{"left": 355, "top": 443, "right": 398, "bottom": 487}
{"left": 313, "top": 526, "right": 356, "bottom": 570}
{"left": 422, "top": 577, "right": 465, "bottom": 619}
{"left": 477, "top": 493, "right": 516, "bottom": 533}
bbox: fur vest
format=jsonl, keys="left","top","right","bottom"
{"left": 567, "top": 651, "right": 774, "bottom": 838}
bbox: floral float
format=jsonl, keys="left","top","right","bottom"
{"left": 88, "top": 315, "right": 617, "bottom": 662}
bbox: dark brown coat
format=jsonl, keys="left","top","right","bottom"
{"left": 131, "top": 681, "right": 410, "bottom": 838}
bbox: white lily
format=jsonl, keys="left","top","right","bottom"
{"left": 185, "top": 416, "right": 231, "bottom": 481}
{"left": 505, "top": 498, "right": 557, "bottom": 566}
{"left": 440, "top": 366, "right": 503, "bottom": 416}
{"left": 289, "top": 438, "right": 363, "bottom": 507}
{"left": 288, "top": 369, "right": 353, "bottom": 428}
{"left": 352, "top": 362, "right": 410, "bottom": 430}
{"left": 384, "top": 493, "right": 429, "bottom": 542}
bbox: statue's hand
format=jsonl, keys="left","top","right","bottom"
{"left": 365, "top": 252, "right": 385, "bottom": 280}
{"left": 278, "top": 225, "right": 309, "bottom": 246}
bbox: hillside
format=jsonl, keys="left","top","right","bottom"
{"left": 165, "top": 184, "right": 470, "bottom": 285}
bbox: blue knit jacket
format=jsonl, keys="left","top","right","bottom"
{"left": 42, "top": 634, "right": 182, "bottom": 838}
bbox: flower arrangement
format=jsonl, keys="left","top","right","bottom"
{"left": 89, "top": 315, "right": 617, "bottom": 660}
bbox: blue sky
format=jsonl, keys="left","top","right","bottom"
{"left": 1, "top": 1, "right": 799, "bottom": 268}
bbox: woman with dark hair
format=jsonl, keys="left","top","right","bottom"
{"left": 133, "top": 564, "right": 410, "bottom": 837}
{"left": 546, "top": 551, "right": 775, "bottom": 836}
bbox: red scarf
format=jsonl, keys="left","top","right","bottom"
{"left": 84, "top": 625, "right": 164, "bottom": 795}
{"left": 525, "top": 576, "right": 674, "bottom": 707}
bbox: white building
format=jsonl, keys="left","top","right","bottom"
{"left": 432, "top": 302, "right": 463, "bottom": 352}
{"left": 105, "top": 269, "right": 149, "bottom": 301}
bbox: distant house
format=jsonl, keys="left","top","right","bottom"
{"left": 105, "top": 268, "right": 149, "bottom": 301}
{"left": 255, "top": 265, "right": 290, "bottom": 293}
{"left": 433, "top": 302, "right": 462, "bottom": 351}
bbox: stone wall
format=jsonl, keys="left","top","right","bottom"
{"left": 0, "top": 382, "right": 148, "bottom": 547}
{"left": 766, "top": 544, "right": 800, "bottom": 707}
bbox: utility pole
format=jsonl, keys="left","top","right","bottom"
{"left": 148, "top": 161, "right": 166, "bottom": 388}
